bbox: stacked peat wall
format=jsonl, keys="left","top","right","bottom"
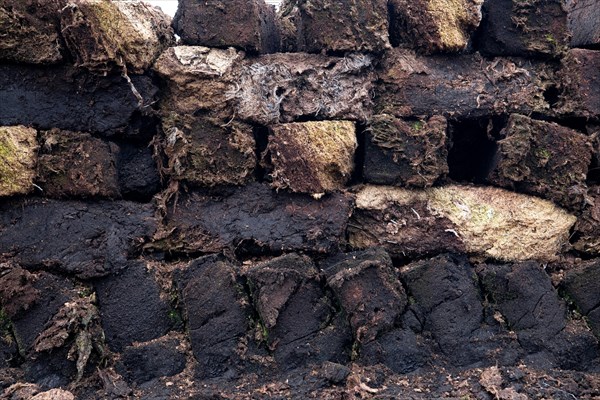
{"left": 0, "top": 0, "right": 600, "bottom": 398}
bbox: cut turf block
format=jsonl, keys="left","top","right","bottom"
{"left": 0, "top": 64, "right": 157, "bottom": 136}
{"left": 0, "top": 265, "right": 73, "bottom": 353}
{"left": 323, "top": 248, "right": 407, "bottom": 344}
{"left": 401, "top": 254, "right": 495, "bottom": 367}
{"left": 562, "top": 260, "right": 600, "bottom": 337}
{"left": 567, "top": 0, "right": 600, "bottom": 48}
{"left": 572, "top": 186, "right": 600, "bottom": 255}
{"left": 117, "top": 335, "right": 186, "bottom": 384}
{"left": 153, "top": 46, "right": 244, "bottom": 120}
{"left": 60, "top": 0, "right": 174, "bottom": 73}
{"left": 478, "top": 262, "right": 599, "bottom": 369}
{"left": 388, "top": 0, "right": 483, "bottom": 53}
{"left": 175, "top": 255, "right": 248, "bottom": 379}
{"left": 246, "top": 254, "right": 351, "bottom": 369}
{"left": 488, "top": 114, "right": 592, "bottom": 211}
{"left": 278, "top": 0, "right": 390, "bottom": 53}
{"left": 557, "top": 49, "right": 600, "bottom": 118}
{"left": 349, "top": 185, "right": 576, "bottom": 262}
{"left": 0, "top": 126, "right": 38, "bottom": 197}
{"left": 266, "top": 121, "right": 356, "bottom": 195}
{"left": 0, "top": 199, "right": 156, "bottom": 279}
{"left": 234, "top": 52, "right": 374, "bottom": 124}
{"left": 0, "top": 0, "right": 65, "bottom": 64}
{"left": 36, "top": 129, "right": 120, "bottom": 199}
{"left": 95, "top": 261, "right": 171, "bottom": 352}
{"left": 161, "top": 114, "right": 255, "bottom": 187}
{"left": 173, "top": 0, "right": 279, "bottom": 54}
{"left": 477, "top": 0, "right": 569, "bottom": 58}
{"left": 376, "top": 49, "right": 552, "bottom": 118}
{"left": 364, "top": 115, "right": 448, "bottom": 187}
{"left": 153, "top": 183, "right": 353, "bottom": 255}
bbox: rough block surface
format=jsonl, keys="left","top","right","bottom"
{"left": 477, "top": 0, "right": 569, "bottom": 58}
{"left": 0, "top": 126, "right": 38, "bottom": 197}
{"left": 364, "top": 115, "right": 448, "bottom": 187}
{"left": 173, "top": 0, "right": 279, "bottom": 54}
{"left": 266, "top": 121, "right": 356, "bottom": 195}
{"left": 389, "top": 0, "right": 483, "bottom": 53}
{"left": 0, "top": 0, "right": 65, "bottom": 64}
{"left": 154, "top": 183, "right": 353, "bottom": 255}
{"left": 488, "top": 114, "right": 592, "bottom": 210}
{"left": 349, "top": 185, "right": 576, "bottom": 261}
{"left": 279, "top": 0, "right": 390, "bottom": 53}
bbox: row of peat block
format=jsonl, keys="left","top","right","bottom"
{"left": 0, "top": 0, "right": 600, "bottom": 398}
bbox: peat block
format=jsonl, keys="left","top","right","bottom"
{"left": 562, "top": 260, "right": 600, "bottom": 336}
{"left": 488, "top": 114, "right": 592, "bottom": 210}
{"left": 266, "top": 121, "right": 356, "bottom": 195}
{"left": 155, "top": 47, "right": 374, "bottom": 125}
{"left": 376, "top": 49, "right": 552, "bottom": 118}
{"left": 364, "top": 115, "right": 448, "bottom": 187}
{"left": 161, "top": 113, "right": 255, "bottom": 187}
{"left": 155, "top": 183, "right": 353, "bottom": 255}
{"left": 0, "top": 126, "right": 38, "bottom": 197}
{"left": 478, "top": 262, "right": 599, "bottom": 369}
{"left": 278, "top": 0, "right": 389, "bottom": 53}
{"left": 389, "top": 0, "right": 483, "bottom": 53}
{"left": 175, "top": 0, "right": 278, "bottom": 54}
{"left": 557, "top": 49, "right": 600, "bottom": 118}
{"left": 0, "top": 199, "right": 156, "bottom": 279}
{"left": 477, "top": 0, "right": 569, "bottom": 58}
{"left": 322, "top": 248, "right": 407, "bottom": 344}
{"left": 349, "top": 185, "right": 575, "bottom": 262}
{"left": 246, "top": 254, "right": 351, "bottom": 369}
{"left": 175, "top": 256, "right": 248, "bottom": 379}
{"left": 94, "top": 261, "right": 171, "bottom": 352}
{"left": 0, "top": 266, "right": 73, "bottom": 354}
{"left": 61, "top": 0, "right": 174, "bottom": 73}
{"left": 358, "top": 328, "right": 429, "bottom": 374}
{"left": 117, "top": 335, "right": 186, "bottom": 384}
{"left": 567, "top": 0, "right": 600, "bottom": 48}
{"left": 572, "top": 186, "right": 600, "bottom": 255}
{"left": 153, "top": 46, "right": 243, "bottom": 119}
{"left": 234, "top": 52, "right": 374, "bottom": 124}
{"left": 0, "top": 0, "right": 65, "bottom": 64}
{"left": 36, "top": 129, "right": 120, "bottom": 199}
{"left": 0, "top": 64, "right": 157, "bottom": 136}
{"left": 401, "top": 254, "right": 494, "bottom": 367}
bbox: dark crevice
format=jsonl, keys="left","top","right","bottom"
{"left": 252, "top": 125, "right": 270, "bottom": 183}
{"left": 447, "top": 116, "right": 505, "bottom": 183}
{"left": 237, "top": 274, "right": 271, "bottom": 352}
{"left": 543, "top": 85, "right": 560, "bottom": 108}
{"left": 349, "top": 122, "right": 367, "bottom": 186}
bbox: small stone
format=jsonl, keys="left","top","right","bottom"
{"left": 319, "top": 361, "right": 350, "bottom": 384}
